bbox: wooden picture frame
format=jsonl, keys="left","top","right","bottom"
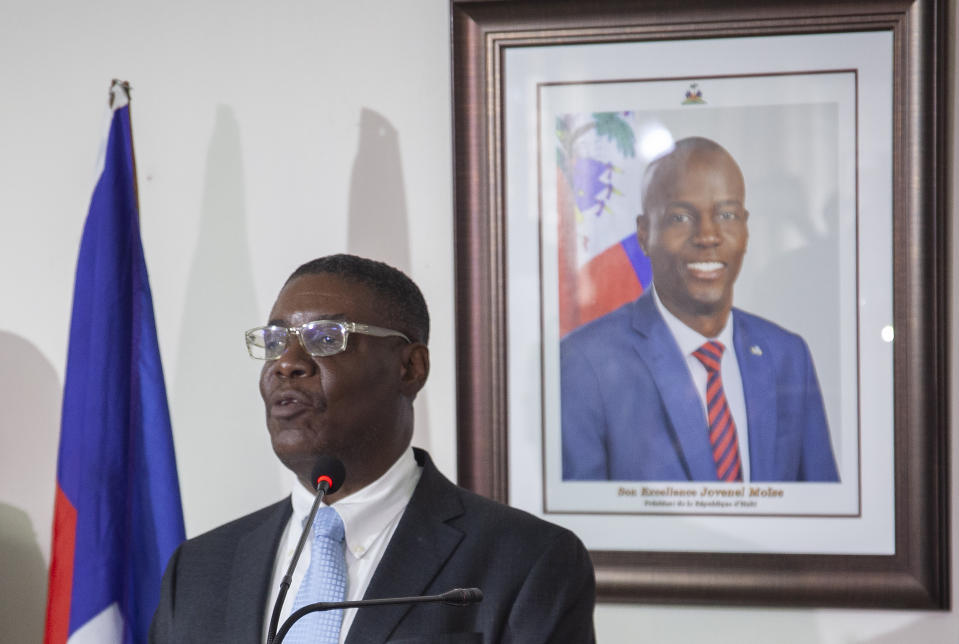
{"left": 451, "top": 0, "right": 949, "bottom": 608}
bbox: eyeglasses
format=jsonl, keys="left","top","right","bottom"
{"left": 244, "top": 320, "right": 410, "bottom": 360}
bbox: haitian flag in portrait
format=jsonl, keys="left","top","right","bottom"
{"left": 556, "top": 111, "right": 652, "bottom": 337}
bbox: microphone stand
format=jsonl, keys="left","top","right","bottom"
{"left": 266, "top": 485, "right": 330, "bottom": 644}
{"left": 272, "top": 588, "right": 484, "bottom": 644}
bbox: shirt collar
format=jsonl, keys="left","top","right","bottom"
{"left": 290, "top": 447, "right": 421, "bottom": 559}
{"left": 650, "top": 284, "right": 735, "bottom": 356}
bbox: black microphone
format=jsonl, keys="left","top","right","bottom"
{"left": 266, "top": 456, "right": 346, "bottom": 644}
{"left": 441, "top": 587, "right": 484, "bottom": 606}
{"left": 273, "top": 587, "right": 484, "bottom": 644}
{"left": 311, "top": 457, "right": 345, "bottom": 495}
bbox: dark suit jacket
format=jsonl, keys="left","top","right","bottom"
{"left": 561, "top": 291, "right": 839, "bottom": 482}
{"left": 150, "top": 449, "right": 595, "bottom": 643}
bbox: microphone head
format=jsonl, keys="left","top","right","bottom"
{"left": 310, "top": 456, "right": 346, "bottom": 494}
{"left": 443, "top": 587, "right": 484, "bottom": 606}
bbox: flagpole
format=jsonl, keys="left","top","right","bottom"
{"left": 110, "top": 80, "right": 143, "bottom": 220}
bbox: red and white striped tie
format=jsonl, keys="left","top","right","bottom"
{"left": 692, "top": 341, "right": 743, "bottom": 482}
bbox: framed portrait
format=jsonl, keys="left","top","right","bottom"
{"left": 451, "top": 0, "right": 949, "bottom": 607}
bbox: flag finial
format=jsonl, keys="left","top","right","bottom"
{"left": 109, "top": 79, "right": 132, "bottom": 109}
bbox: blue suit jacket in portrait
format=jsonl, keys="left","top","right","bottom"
{"left": 560, "top": 291, "right": 839, "bottom": 482}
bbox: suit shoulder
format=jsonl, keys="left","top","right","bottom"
{"left": 454, "top": 485, "right": 580, "bottom": 544}
{"left": 734, "top": 308, "right": 809, "bottom": 348}
{"left": 180, "top": 498, "right": 289, "bottom": 551}
{"left": 561, "top": 300, "right": 634, "bottom": 350}
{"left": 412, "top": 450, "right": 588, "bottom": 554}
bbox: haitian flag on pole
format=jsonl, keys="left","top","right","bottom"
{"left": 45, "top": 82, "right": 185, "bottom": 644}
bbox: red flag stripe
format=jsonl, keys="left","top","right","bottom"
{"left": 44, "top": 485, "right": 77, "bottom": 644}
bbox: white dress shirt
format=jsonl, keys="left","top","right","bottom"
{"left": 651, "top": 286, "right": 751, "bottom": 481}
{"left": 264, "top": 448, "right": 422, "bottom": 644}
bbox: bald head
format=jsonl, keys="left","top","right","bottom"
{"left": 641, "top": 137, "right": 746, "bottom": 218}
{"left": 636, "top": 136, "right": 750, "bottom": 338}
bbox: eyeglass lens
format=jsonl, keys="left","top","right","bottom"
{"left": 247, "top": 322, "right": 349, "bottom": 360}
{"left": 299, "top": 322, "right": 345, "bottom": 356}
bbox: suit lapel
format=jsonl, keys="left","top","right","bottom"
{"left": 345, "top": 451, "right": 465, "bottom": 644}
{"left": 223, "top": 499, "right": 292, "bottom": 642}
{"left": 631, "top": 294, "right": 716, "bottom": 480}
{"left": 733, "top": 313, "right": 777, "bottom": 480}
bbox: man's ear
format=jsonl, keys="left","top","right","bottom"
{"left": 399, "top": 343, "right": 430, "bottom": 399}
{"left": 636, "top": 213, "right": 649, "bottom": 255}
{"left": 743, "top": 208, "right": 750, "bottom": 250}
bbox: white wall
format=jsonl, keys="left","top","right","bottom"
{"left": 0, "top": 1, "right": 954, "bottom": 642}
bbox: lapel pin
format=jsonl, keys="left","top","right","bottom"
{"left": 750, "top": 345, "right": 763, "bottom": 356}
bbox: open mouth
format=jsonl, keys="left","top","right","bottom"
{"left": 687, "top": 261, "right": 723, "bottom": 271}
{"left": 278, "top": 396, "right": 303, "bottom": 406}
{"left": 270, "top": 390, "right": 314, "bottom": 418}
{"left": 686, "top": 261, "right": 725, "bottom": 278}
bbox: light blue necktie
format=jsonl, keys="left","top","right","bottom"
{"left": 286, "top": 506, "right": 347, "bottom": 644}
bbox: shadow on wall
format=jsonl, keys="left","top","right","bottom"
{"left": 346, "top": 108, "right": 432, "bottom": 451}
{"left": 347, "top": 108, "right": 411, "bottom": 271}
{"left": 0, "top": 504, "right": 48, "bottom": 643}
{"left": 0, "top": 330, "right": 61, "bottom": 642}
{"left": 173, "top": 105, "right": 280, "bottom": 534}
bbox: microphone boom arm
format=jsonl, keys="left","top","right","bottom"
{"left": 272, "top": 588, "right": 483, "bottom": 644}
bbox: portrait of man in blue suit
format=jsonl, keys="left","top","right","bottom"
{"left": 561, "top": 136, "right": 840, "bottom": 483}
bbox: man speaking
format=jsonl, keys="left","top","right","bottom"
{"left": 151, "top": 254, "right": 595, "bottom": 642}
{"left": 561, "top": 137, "right": 839, "bottom": 483}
